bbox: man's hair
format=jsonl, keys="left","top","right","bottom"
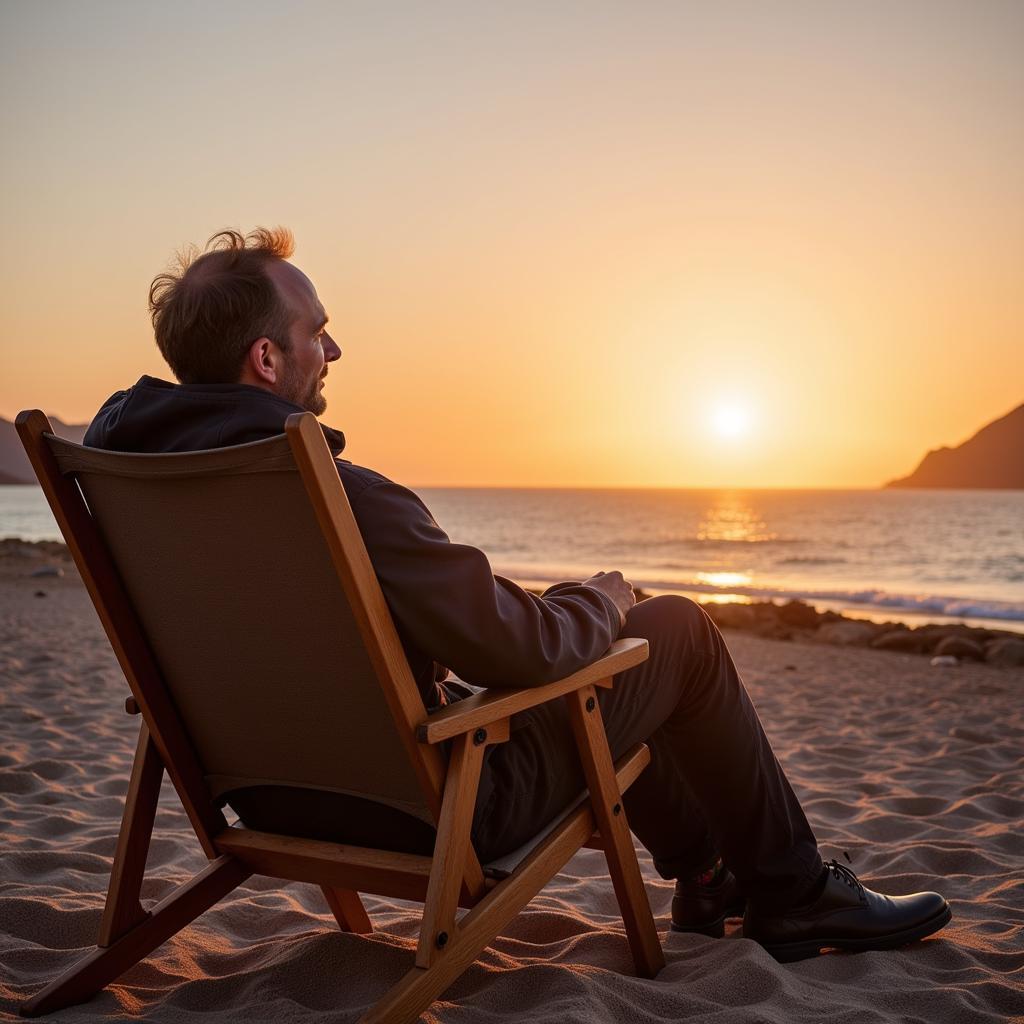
{"left": 149, "top": 227, "right": 296, "bottom": 384}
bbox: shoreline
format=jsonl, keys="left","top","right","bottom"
{"left": 521, "top": 580, "right": 1024, "bottom": 667}
{"left": 4, "top": 537, "right": 1023, "bottom": 668}
{"left": 5, "top": 481, "right": 1023, "bottom": 638}
{"left": 509, "top": 572, "right": 1024, "bottom": 638}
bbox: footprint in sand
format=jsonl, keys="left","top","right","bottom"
{"left": 949, "top": 726, "right": 994, "bottom": 744}
{"left": 883, "top": 795, "right": 950, "bottom": 816}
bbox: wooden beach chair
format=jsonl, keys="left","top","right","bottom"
{"left": 16, "top": 409, "right": 665, "bottom": 1022}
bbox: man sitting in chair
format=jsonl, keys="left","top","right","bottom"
{"left": 84, "top": 227, "right": 951, "bottom": 962}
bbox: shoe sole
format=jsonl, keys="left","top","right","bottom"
{"left": 670, "top": 902, "right": 747, "bottom": 939}
{"left": 758, "top": 904, "right": 953, "bottom": 963}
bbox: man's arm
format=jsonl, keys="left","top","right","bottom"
{"left": 348, "top": 476, "right": 629, "bottom": 689}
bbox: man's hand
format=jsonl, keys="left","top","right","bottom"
{"left": 582, "top": 570, "right": 636, "bottom": 630}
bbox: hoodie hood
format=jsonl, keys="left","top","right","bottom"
{"left": 83, "top": 375, "right": 346, "bottom": 455}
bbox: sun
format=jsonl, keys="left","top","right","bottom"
{"left": 710, "top": 402, "right": 751, "bottom": 439}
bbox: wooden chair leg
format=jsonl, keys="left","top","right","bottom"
{"left": 416, "top": 732, "right": 485, "bottom": 968}
{"left": 363, "top": 799, "right": 565, "bottom": 1024}
{"left": 361, "top": 744, "right": 651, "bottom": 1024}
{"left": 565, "top": 684, "right": 665, "bottom": 978}
{"left": 320, "top": 886, "right": 373, "bottom": 934}
{"left": 98, "top": 722, "right": 164, "bottom": 946}
{"left": 20, "top": 857, "right": 251, "bottom": 1018}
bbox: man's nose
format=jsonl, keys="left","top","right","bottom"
{"left": 323, "top": 331, "right": 342, "bottom": 362}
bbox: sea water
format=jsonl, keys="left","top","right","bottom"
{"left": 2, "top": 484, "right": 1022, "bottom": 633}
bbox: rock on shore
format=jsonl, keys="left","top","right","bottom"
{"left": 700, "top": 598, "right": 1023, "bottom": 667}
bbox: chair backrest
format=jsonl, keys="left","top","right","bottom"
{"left": 27, "top": 412, "right": 443, "bottom": 830}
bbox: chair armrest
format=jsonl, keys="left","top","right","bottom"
{"left": 416, "top": 637, "right": 649, "bottom": 745}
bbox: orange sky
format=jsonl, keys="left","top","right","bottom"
{"left": 1, "top": 2, "right": 1021, "bottom": 488}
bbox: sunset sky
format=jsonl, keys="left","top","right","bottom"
{"left": 1, "top": 1, "right": 1021, "bottom": 488}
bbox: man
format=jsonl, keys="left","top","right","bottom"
{"left": 86, "top": 227, "right": 951, "bottom": 961}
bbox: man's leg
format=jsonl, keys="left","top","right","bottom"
{"left": 475, "top": 595, "right": 950, "bottom": 960}
{"left": 474, "top": 595, "right": 822, "bottom": 912}
{"left": 615, "top": 596, "right": 823, "bottom": 909}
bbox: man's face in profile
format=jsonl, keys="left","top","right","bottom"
{"left": 266, "top": 261, "right": 341, "bottom": 415}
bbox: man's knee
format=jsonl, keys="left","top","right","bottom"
{"left": 608, "top": 595, "right": 725, "bottom": 728}
{"left": 622, "top": 594, "right": 715, "bottom": 645}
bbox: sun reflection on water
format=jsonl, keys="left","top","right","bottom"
{"left": 693, "top": 570, "right": 755, "bottom": 606}
{"left": 697, "top": 493, "right": 775, "bottom": 544}
{"left": 696, "top": 571, "right": 752, "bottom": 588}
{"left": 699, "top": 592, "right": 754, "bottom": 605}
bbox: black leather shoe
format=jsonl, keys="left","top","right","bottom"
{"left": 743, "top": 858, "right": 951, "bottom": 962}
{"left": 670, "top": 868, "right": 746, "bottom": 938}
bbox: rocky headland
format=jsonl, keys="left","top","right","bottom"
{"left": 0, "top": 415, "right": 88, "bottom": 484}
{"left": 887, "top": 401, "right": 1024, "bottom": 489}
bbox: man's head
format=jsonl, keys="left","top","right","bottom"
{"left": 149, "top": 227, "right": 341, "bottom": 414}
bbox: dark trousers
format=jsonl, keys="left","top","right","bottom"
{"left": 472, "top": 596, "right": 823, "bottom": 912}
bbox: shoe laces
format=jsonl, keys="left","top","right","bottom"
{"left": 824, "top": 851, "right": 866, "bottom": 901}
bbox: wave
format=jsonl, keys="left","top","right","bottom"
{"left": 661, "top": 581, "right": 1024, "bottom": 622}
{"left": 775, "top": 556, "right": 848, "bottom": 566}
{"left": 501, "top": 565, "right": 1024, "bottom": 623}
{"left": 629, "top": 535, "right": 816, "bottom": 551}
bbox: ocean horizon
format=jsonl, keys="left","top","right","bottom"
{"left": 2, "top": 483, "right": 1022, "bottom": 634}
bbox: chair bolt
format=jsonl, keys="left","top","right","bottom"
{"left": 473, "top": 728, "right": 487, "bottom": 745}
{"left": 585, "top": 696, "right": 596, "bottom": 712}
{"left": 436, "top": 930, "right": 449, "bottom": 948}
{"left": 612, "top": 803, "right": 621, "bottom": 816}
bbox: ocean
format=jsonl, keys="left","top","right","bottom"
{"left": 2, "top": 485, "right": 1022, "bottom": 634}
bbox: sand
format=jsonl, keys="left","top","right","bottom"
{"left": 1, "top": 562, "right": 1022, "bottom": 1023}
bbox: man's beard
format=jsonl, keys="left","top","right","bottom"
{"left": 280, "top": 363, "right": 327, "bottom": 415}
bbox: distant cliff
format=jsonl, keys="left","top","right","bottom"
{"left": 886, "top": 403, "right": 1024, "bottom": 489}
{"left": 0, "top": 416, "right": 89, "bottom": 484}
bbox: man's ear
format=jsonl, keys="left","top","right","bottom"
{"left": 240, "top": 337, "right": 283, "bottom": 387}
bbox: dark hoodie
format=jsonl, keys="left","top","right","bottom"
{"left": 85, "top": 376, "right": 621, "bottom": 712}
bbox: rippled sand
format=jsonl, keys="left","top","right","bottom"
{"left": 2, "top": 568, "right": 1022, "bottom": 1023}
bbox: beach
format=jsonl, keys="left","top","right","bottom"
{"left": 1, "top": 552, "right": 1022, "bottom": 1023}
